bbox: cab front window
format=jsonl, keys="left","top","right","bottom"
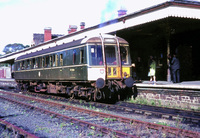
{"left": 105, "top": 45, "right": 118, "bottom": 65}
{"left": 88, "top": 45, "right": 103, "bottom": 66}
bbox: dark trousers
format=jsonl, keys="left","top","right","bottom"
{"left": 172, "top": 69, "right": 180, "bottom": 83}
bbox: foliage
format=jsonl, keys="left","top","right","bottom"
{"left": 3, "top": 43, "right": 29, "bottom": 54}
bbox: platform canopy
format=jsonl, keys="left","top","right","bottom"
{"left": 0, "top": 0, "right": 200, "bottom": 65}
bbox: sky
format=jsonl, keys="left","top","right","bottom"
{"left": 0, "top": 0, "right": 197, "bottom": 54}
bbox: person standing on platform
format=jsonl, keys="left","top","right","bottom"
{"left": 168, "top": 54, "right": 173, "bottom": 82}
{"left": 148, "top": 56, "right": 156, "bottom": 84}
{"left": 171, "top": 54, "right": 180, "bottom": 83}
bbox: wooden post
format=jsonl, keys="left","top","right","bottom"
{"left": 167, "top": 40, "right": 171, "bottom": 82}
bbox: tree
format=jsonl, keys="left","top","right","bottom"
{"left": 3, "top": 43, "right": 30, "bottom": 54}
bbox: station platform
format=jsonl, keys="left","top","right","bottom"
{"left": 0, "top": 78, "right": 15, "bottom": 82}
{"left": 0, "top": 78, "right": 200, "bottom": 91}
{"left": 135, "top": 81, "right": 200, "bottom": 91}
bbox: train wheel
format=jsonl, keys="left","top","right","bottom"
{"left": 94, "top": 88, "right": 103, "bottom": 101}
{"left": 34, "top": 86, "right": 40, "bottom": 93}
{"left": 17, "top": 83, "right": 23, "bottom": 92}
{"left": 22, "top": 84, "right": 28, "bottom": 92}
{"left": 70, "top": 93, "right": 74, "bottom": 100}
{"left": 86, "top": 90, "right": 93, "bottom": 101}
{"left": 69, "top": 89, "right": 75, "bottom": 100}
{"left": 96, "top": 90, "right": 102, "bottom": 101}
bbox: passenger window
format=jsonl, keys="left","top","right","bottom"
{"left": 60, "top": 54, "right": 63, "bottom": 66}
{"left": 56, "top": 54, "right": 58, "bottom": 66}
{"left": 21, "top": 61, "right": 25, "bottom": 70}
{"left": 27, "top": 59, "right": 30, "bottom": 69}
{"left": 24, "top": 60, "right": 27, "bottom": 69}
{"left": 80, "top": 47, "right": 86, "bottom": 64}
{"left": 35, "top": 58, "right": 38, "bottom": 68}
{"left": 42, "top": 57, "right": 45, "bottom": 68}
{"left": 45, "top": 56, "right": 49, "bottom": 67}
{"left": 73, "top": 50, "right": 76, "bottom": 64}
{"left": 32, "top": 58, "right": 35, "bottom": 69}
{"left": 66, "top": 50, "right": 71, "bottom": 65}
{"left": 80, "top": 50, "right": 83, "bottom": 64}
{"left": 49, "top": 56, "right": 52, "bottom": 67}
{"left": 39, "top": 57, "right": 42, "bottom": 68}
{"left": 18, "top": 62, "right": 21, "bottom": 71}
{"left": 52, "top": 55, "right": 56, "bottom": 67}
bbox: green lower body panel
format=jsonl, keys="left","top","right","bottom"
{"left": 14, "top": 66, "right": 87, "bottom": 81}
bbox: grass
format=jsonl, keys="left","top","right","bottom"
{"left": 34, "top": 125, "right": 50, "bottom": 133}
{"left": 157, "top": 122, "right": 170, "bottom": 126}
{"left": 128, "top": 97, "right": 200, "bottom": 111}
{"left": 104, "top": 118, "right": 117, "bottom": 122}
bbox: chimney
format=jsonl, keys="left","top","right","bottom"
{"left": 80, "top": 22, "right": 85, "bottom": 29}
{"left": 44, "top": 27, "right": 52, "bottom": 42}
{"left": 118, "top": 7, "right": 127, "bottom": 17}
{"left": 68, "top": 25, "right": 77, "bottom": 34}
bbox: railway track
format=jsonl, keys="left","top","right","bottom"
{"left": 22, "top": 90, "right": 200, "bottom": 126}
{"left": 115, "top": 101, "right": 200, "bottom": 125}
{"left": 0, "top": 118, "right": 38, "bottom": 138}
{"left": 0, "top": 90, "right": 199, "bottom": 137}
{"left": 0, "top": 91, "right": 135, "bottom": 137}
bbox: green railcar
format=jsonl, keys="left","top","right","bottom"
{"left": 14, "top": 34, "right": 134, "bottom": 102}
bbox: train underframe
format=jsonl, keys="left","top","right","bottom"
{"left": 16, "top": 79, "right": 134, "bottom": 102}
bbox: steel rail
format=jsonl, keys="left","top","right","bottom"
{"left": 0, "top": 90, "right": 199, "bottom": 138}
{"left": 0, "top": 118, "right": 38, "bottom": 138}
{"left": 0, "top": 94, "right": 137, "bottom": 138}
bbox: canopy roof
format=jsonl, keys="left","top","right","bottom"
{"left": 1, "top": 0, "right": 200, "bottom": 64}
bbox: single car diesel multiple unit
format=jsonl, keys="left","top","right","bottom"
{"left": 14, "top": 34, "right": 134, "bottom": 102}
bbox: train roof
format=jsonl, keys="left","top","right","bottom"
{"left": 16, "top": 34, "right": 128, "bottom": 61}
{"left": 16, "top": 38, "right": 84, "bottom": 61}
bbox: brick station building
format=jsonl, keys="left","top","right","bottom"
{"left": 114, "top": 0, "right": 200, "bottom": 81}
